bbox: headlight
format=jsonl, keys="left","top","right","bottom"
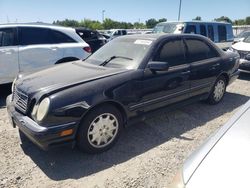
{"left": 169, "top": 169, "right": 185, "bottom": 188}
{"left": 11, "top": 78, "right": 17, "bottom": 92}
{"left": 36, "top": 97, "right": 50, "bottom": 121}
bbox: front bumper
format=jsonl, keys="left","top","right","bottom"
{"left": 239, "top": 59, "right": 250, "bottom": 72}
{"left": 6, "top": 95, "right": 78, "bottom": 150}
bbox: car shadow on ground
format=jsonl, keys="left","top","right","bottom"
{"left": 18, "top": 91, "right": 250, "bottom": 181}
{"left": 0, "top": 84, "right": 11, "bottom": 108}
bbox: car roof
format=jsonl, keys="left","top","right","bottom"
{"left": 157, "top": 21, "right": 232, "bottom": 25}
{"left": 117, "top": 33, "right": 209, "bottom": 41}
{"left": 0, "top": 22, "right": 74, "bottom": 31}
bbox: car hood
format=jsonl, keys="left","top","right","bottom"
{"left": 185, "top": 101, "right": 250, "bottom": 188}
{"left": 16, "top": 61, "right": 130, "bottom": 94}
{"left": 232, "top": 41, "right": 250, "bottom": 51}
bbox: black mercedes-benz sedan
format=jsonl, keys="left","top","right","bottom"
{"left": 7, "top": 34, "right": 240, "bottom": 153}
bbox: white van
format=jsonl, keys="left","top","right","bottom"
{"left": 0, "top": 23, "right": 91, "bottom": 84}
{"left": 153, "top": 21, "right": 234, "bottom": 50}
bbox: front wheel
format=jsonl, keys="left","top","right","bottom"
{"left": 77, "top": 105, "right": 123, "bottom": 153}
{"left": 207, "top": 76, "right": 227, "bottom": 105}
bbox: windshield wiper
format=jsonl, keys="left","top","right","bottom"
{"left": 99, "top": 56, "right": 133, "bottom": 66}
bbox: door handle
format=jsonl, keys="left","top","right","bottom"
{"left": 50, "top": 47, "right": 58, "bottom": 51}
{"left": 212, "top": 63, "right": 220, "bottom": 67}
{"left": 181, "top": 70, "right": 191, "bottom": 75}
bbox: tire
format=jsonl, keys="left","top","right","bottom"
{"left": 207, "top": 76, "right": 227, "bottom": 105}
{"left": 77, "top": 104, "right": 123, "bottom": 154}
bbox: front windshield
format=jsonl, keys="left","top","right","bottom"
{"left": 153, "top": 23, "right": 179, "bottom": 33}
{"left": 243, "top": 36, "right": 250, "bottom": 43}
{"left": 237, "top": 31, "right": 250, "bottom": 38}
{"left": 85, "top": 37, "right": 153, "bottom": 69}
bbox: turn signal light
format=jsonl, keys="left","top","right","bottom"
{"left": 60, "top": 129, "right": 73, "bottom": 137}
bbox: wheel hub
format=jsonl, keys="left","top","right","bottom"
{"left": 87, "top": 113, "right": 118, "bottom": 148}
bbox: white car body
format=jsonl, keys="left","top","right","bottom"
{"left": 0, "top": 23, "right": 91, "bottom": 84}
{"left": 231, "top": 39, "right": 250, "bottom": 71}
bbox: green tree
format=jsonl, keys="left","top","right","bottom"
{"left": 158, "top": 18, "right": 167, "bottom": 23}
{"left": 53, "top": 19, "right": 79, "bottom": 27}
{"left": 214, "top": 16, "right": 233, "bottom": 23}
{"left": 133, "top": 22, "right": 146, "bottom": 29}
{"left": 234, "top": 19, "right": 245, "bottom": 25}
{"left": 245, "top": 16, "right": 250, "bottom": 25}
{"left": 145, "top": 18, "right": 158, "bottom": 28}
{"left": 79, "top": 19, "right": 103, "bottom": 30}
{"left": 193, "top": 16, "right": 202, "bottom": 21}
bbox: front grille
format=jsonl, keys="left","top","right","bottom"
{"left": 238, "top": 50, "right": 249, "bottom": 59}
{"left": 13, "top": 88, "right": 29, "bottom": 114}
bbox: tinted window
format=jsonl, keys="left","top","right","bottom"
{"left": 218, "top": 25, "right": 227, "bottom": 42}
{"left": 200, "top": 25, "right": 207, "bottom": 36}
{"left": 19, "top": 27, "right": 51, "bottom": 45}
{"left": 0, "top": 28, "right": 16, "bottom": 47}
{"left": 208, "top": 25, "right": 214, "bottom": 41}
{"left": 51, "top": 30, "right": 75, "bottom": 43}
{"left": 76, "top": 30, "right": 97, "bottom": 40}
{"left": 122, "top": 30, "right": 127, "bottom": 35}
{"left": 154, "top": 39, "right": 186, "bottom": 67}
{"left": 185, "top": 38, "right": 218, "bottom": 62}
{"left": 185, "top": 25, "right": 196, "bottom": 34}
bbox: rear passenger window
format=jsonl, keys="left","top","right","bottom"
{"left": 185, "top": 38, "right": 218, "bottom": 62}
{"left": 154, "top": 39, "right": 186, "bottom": 67}
{"left": 218, "top": 25, "right": 227, "bottom": 42}
{"left": 0, "top": 28, "right": 16, "bottom": 47}
{"left": 51, "top": 30, "right": 76, "bottom": 43}
{"left": 200, "top": 25, "right": 207, "bottom": 36}
{"left": 208, "top": 25, "right": 214, "bottom": 41}
{"left": 185, "top": 25, "right": 196, "bottom": 34}
{"left": 19, "top": 27, "right": 51, "bottom": 45}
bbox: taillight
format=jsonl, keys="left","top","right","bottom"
{"left": 83, "top": 46, "right": 92, "bottom": 53}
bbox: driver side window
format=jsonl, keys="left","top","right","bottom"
{"left": 153, "top": 39, "right": 186, "bottom": 67}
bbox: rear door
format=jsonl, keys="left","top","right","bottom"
{"left": 0, "top": 27, "right": 19, "bottom": 84}
{"left": 18, "top": 27, "right": 62, "bottom": 73}
{"left": 184, "top": 37, "right": 222, "bottom": 97}
{"left": 136, "top": 37, "right": 191, "bottom": 112}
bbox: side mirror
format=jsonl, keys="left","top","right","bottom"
{"left": 147, "top": 61, "right": 169, "bottom": 71}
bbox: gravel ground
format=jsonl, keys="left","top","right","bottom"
{"left": 0, "top": 73, "right": 250, "bottom": 188}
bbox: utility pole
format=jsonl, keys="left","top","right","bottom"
{"left": 178, "top": 0, "right": 182, "bottom": 21}
{"left": 102, "top": 10, "right": 105, "bottom": 23}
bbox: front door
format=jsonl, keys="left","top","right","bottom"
{"left": 131, "top": 38, "right": 191, "bottom": 112}
{"left": 0, "top": 27, "right": 19, "bottom": 84}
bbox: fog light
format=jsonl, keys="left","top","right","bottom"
{"left": 60, "top": 129, "right": 73, "bottom": 136}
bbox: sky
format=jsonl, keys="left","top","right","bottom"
{"left": 0, "top": 0, "right": 249, "bottom": 24}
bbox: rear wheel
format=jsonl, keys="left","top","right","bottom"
{"left": 77, "top": 105, "right": 123, "bottom": 153}
{"left": 207, "top": 76, "right": 227, "bottom": 105}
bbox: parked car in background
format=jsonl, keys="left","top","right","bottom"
{"left": 75, "top": 27, "right": 107, "bottom": 52}
{"left": 233, "top": 29, "right": 250, "bottom": 44}
{"left": 105, "top": 29, "right": 127, "bottom": 41}
{"left": 153, "top": 21, "right": 234, "bottom": 50}
{"left": 7, "top": 34, "right": 239, "bottom": 154}
{"left": 0, "top": 23, "right": 91, "bottom": 84}
{"left": 229, "top": 36, "right": 250, "bottom": 72}
{"left": 170, "top": 99, "right": 250, "bottom": 188}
